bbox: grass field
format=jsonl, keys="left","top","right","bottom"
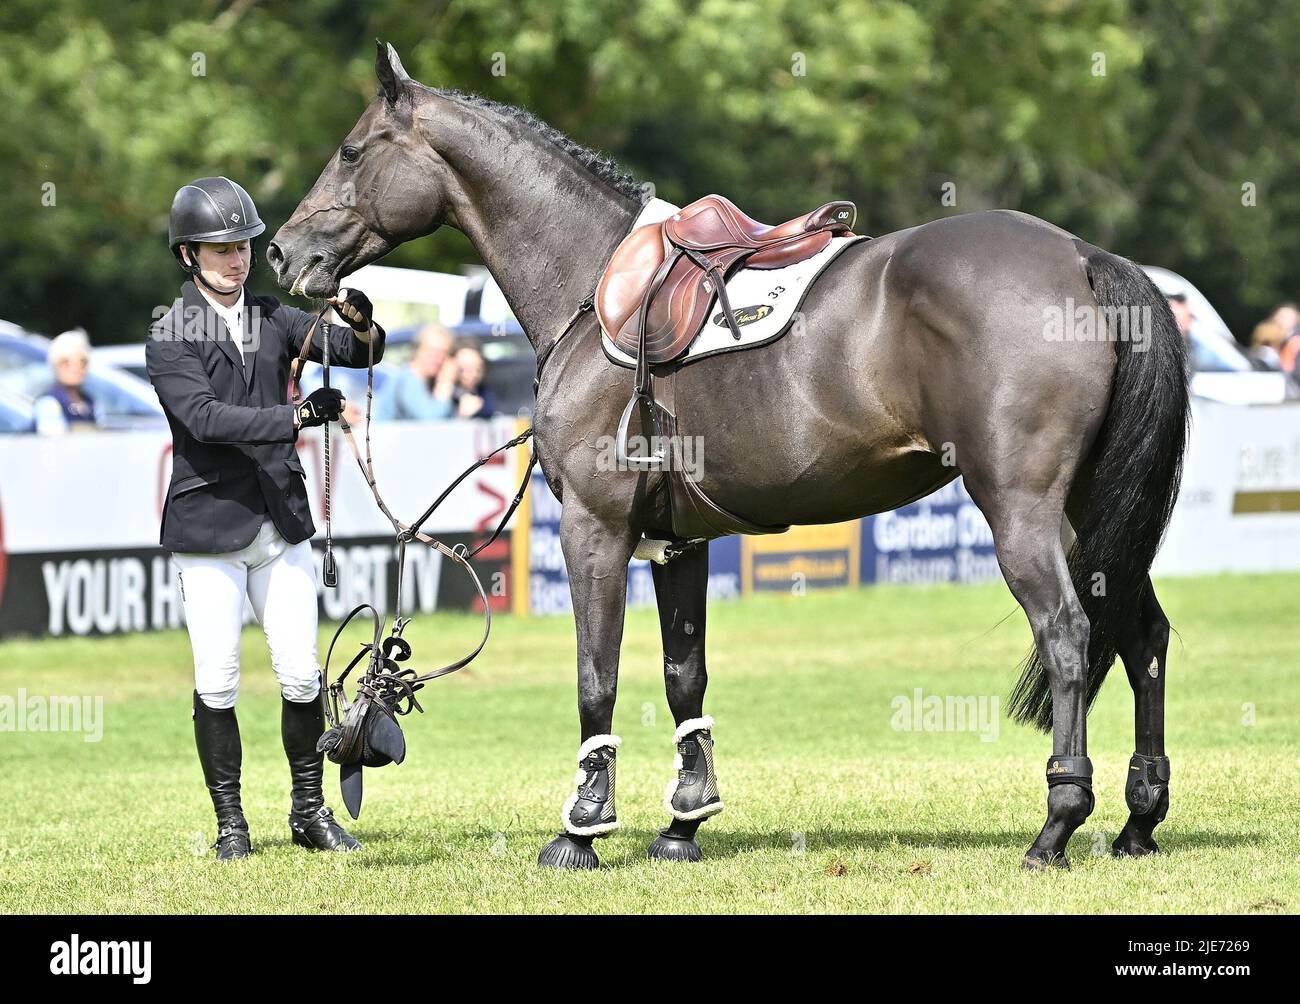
{"left": 0, "top": 572, "right": 1296, "bottom": 914}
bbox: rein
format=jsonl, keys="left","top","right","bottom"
{"left": 291, "top": 203, "right": 638, "bottom": 760}
{"left": 287, "top": 297, "right": 588, "bottom": 738}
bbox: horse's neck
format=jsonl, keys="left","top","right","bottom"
{"left": 429, "top": 105, "right": 639, "bottom": 348}
{"left": 466, "top": 188, "right": 635, "bottom": 346}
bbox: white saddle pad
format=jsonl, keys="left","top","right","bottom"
{"left": 600, "top": 201, "right": 868, "bottom": 369}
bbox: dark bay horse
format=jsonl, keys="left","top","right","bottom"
{"left": 268, "top": 44, "right": 1188, "bottom": 870}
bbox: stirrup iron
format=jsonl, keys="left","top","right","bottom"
{"left": 616, "top": 392, "right": 666, "bottom": 471}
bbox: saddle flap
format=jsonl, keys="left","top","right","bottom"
{"left": 613, "top": 246, "right": 750, "bottom": 364}
{"left": 596, "top": 223, "right": 668, "bottom": 347}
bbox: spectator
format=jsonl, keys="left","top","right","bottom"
{"left": 1166, "top": 293, "right": 1197, "bottom": 377}
{"left": 1256, "top": 303, "right": 1299, "bottom": 346}
{"left": 374, "top": 322, "right": 456, "bottom": 420}
{"left": 1252, "top": 302, "right": 1298, "bottom": 371}
{"left": 450, "top": 344, "right": 496, "bottom": 418}
{"left": 1282, "top": 326, "right": 1300, "bottom": 376}
{"left": 34, "top": 329, "right": 98, "bottom": 434}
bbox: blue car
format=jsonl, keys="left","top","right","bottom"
{"left": 0, "top": 387, "right": 34, "bottom": 433}
{"left": 0, "top": 323, "right": 166, "bottom": 431}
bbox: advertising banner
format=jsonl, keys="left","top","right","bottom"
{"left": 0, "top": 418, "right": 521, "bottom": 638}
{"left": 1156, "top": 398, "right": 1300, "bottom": 574}
{"left": 512, "top": 464, "right": 742, "bottom": 616}
{"left": 859, "top": 479, "right": 1001, "bottom": 586}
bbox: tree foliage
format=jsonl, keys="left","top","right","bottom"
{"left": 2, "top": 0, "right": 1295, "bottom": 342}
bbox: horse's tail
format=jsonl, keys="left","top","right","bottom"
{"left": 1007, "top": 243, "right": 1191, "bottom": 733}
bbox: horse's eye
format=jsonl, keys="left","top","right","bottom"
{"left": 341, "top": 146, "right": 361, "bottom": 164}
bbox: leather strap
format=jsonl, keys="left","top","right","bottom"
{"left": 634, "top": 247, "right": 686, "bottom": 396}
{"left": 1045, "top": 754, "right": 1094, "bottom": 786}
{"left": 289, "top": 304, "right": 330, "bottom": 405}
{"left": 655, "top": 373, "right": 790, "bottom": 541}
{"left": 533, "top": 298, "right": 594, "bottom": 396}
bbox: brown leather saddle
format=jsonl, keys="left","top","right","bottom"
{"left": 597, "top": 194, "right": 857, "bottom": 364}
{"left": 593, "top": 194, "right": 856, "bottom": 540}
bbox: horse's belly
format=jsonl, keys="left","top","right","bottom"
{"left": 694, "top": 440, "right": 955, "bottom": 525}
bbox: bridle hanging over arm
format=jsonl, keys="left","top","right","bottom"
{"left": 285, "top": 299, "right": 560, "bottom": 819}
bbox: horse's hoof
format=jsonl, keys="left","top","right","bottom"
{"left": 538, "top": 833, "right": 600, "bottom": 870}
{"left": 1111, "top": 831, "right": 1160, "bottom": 858}
{"left": 1021, "top": 849, "right": 1069, "bottom": 871}
{"left": 648, "top": 831, "right": 703, "bottom": 863}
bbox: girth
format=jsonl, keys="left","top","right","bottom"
{"left": 649, "top": 373, "right": 789, "bottom": 541}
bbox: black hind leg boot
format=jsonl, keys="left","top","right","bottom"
{"left": 193, "top": 691, "right": 251, "bottom": 861}
{"left": 282, "top": 693, "right": 361, "bottom": 852}
{"left": 648, "top": 715, "right": 724, "bottom": 862}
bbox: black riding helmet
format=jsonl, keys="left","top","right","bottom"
{"left": 168, "top": 177, "right": 266, "bottom": 292}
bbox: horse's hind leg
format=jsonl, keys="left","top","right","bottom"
{"left": 1112, "top": 577, "right": 1171, "bottom": 857}
{"left": 647, "top": 543, "right": 723, "bottom": 862}
{"left": 981, "top": 498, "right": 1095, "bottom": 868}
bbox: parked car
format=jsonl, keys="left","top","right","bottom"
{"left": 1142, "top": 267, "right": 1300, "bottom": 404}
{"left": 0, "top": 387, "right": 35, "bottom": 433}
{"left": 0, "top": 323, "right": 166, "bottom": 430}
{"left": 91, "top": 343, "right": 151, "bottom": 384}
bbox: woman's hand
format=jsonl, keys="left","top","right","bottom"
{"left": 457, "top": 393, "right": 485, "bottom": 418}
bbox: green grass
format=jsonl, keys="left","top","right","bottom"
{"left": 0, "top": 573, "right": 1296, "bottom": 914}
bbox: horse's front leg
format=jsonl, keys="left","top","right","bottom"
{"left": 537, "top": 501, "right": 638, "bottom": 870}
{"left": 647, "top": 542, "right": 723, "bottom": 863}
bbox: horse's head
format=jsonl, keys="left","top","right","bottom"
{"left": 268, "top": 43, "right": 447, "bottom": 297}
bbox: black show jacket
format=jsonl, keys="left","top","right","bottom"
{"left": 145, "top": 281, "right": 384, "bottom": 553}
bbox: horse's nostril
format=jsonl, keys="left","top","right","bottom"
{"left": 266, "top": 242, "right": 284, "bottom": 266}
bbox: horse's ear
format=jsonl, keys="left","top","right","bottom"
{"left": 375, "top": 40, "right": 411, "bottom": 106}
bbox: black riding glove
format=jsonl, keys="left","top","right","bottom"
{"left": 330, "top": 288, "right": 374, "bottom": 333}
{"left": 297, "top": 387, "right": 344, "bottom": 429}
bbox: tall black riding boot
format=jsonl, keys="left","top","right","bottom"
{"left": 281, "top": 693, "right": 362, "bottom": 852}
{"left": 193, "top": 691, "right": 251, "bottom": 861}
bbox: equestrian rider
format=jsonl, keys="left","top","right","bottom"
{"left": 145, "top": 176, "right": 386, "bottom": 860}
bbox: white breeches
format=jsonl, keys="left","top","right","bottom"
{"left": 172, "top": 517, "right": 320, "bottom": 710}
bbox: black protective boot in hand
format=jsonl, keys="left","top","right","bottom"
{"left": 193, "top": 692, "right": 251, "bottom": 861}
{"left": 282, "top": 693, "right": 362, "bottom": 852}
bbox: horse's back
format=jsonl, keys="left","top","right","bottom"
{"left": 674, "top": 209, "right": 1117, "bottom": 524}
